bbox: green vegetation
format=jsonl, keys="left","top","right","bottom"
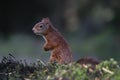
{"left": 0, "top": 54, "right": 120, "bottom": 80}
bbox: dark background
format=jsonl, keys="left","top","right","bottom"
{"left": 0, "top": 0, "right": 120, "bottom": 62}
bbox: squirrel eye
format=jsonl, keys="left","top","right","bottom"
{"left": 39, "top": 25, "right": 43, "bottom": 28}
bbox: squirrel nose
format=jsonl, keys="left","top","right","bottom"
{"left": 32, "top": 27, "right": 35, "bottom": 31}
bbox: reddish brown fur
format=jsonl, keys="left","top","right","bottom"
{"left": 32, "top": 18, "right": 73, "bottom": 64}
{"left": 77, "top": 57, "right": 100, "bottom": 66}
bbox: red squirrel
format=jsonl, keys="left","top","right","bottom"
{"left": 32, "top": 17, "right": 100, "bottom": 65}
{"left": 32, "top": 17, "right": 73, "bottom": 64}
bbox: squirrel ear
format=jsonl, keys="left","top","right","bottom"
{"left": 42, "top": 17, "right": 50, "bottom": 23}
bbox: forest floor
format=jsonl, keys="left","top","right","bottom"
{"left": 0, "top": 54, "right": 120, "bottom": 80}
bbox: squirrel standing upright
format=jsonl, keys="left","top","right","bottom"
{"left": 32, "top": 17, "right": 73, "bottom": 64}
{"left": 32, "top": 17, "right": 100, "bottom": 65}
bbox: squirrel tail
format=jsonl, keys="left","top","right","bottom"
{"left": 76, "top": 57, "right": 100, "bottom": 66}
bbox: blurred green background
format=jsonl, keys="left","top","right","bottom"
{"left": 0, "top": 0, "right": 120, "bottom": 62}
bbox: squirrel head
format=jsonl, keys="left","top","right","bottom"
{"left": 32, "top": 17, "right": 51, "bottom": 35}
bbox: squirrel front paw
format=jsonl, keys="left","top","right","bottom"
{"left": 43, "top": 44, "right": 53, "bottom": 51}
{"left": 44, "top": 47, "right": 50, "bottom": 51}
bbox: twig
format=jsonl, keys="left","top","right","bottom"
{"left": 102, "top": 67, "right": 114, "bottom": 75}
